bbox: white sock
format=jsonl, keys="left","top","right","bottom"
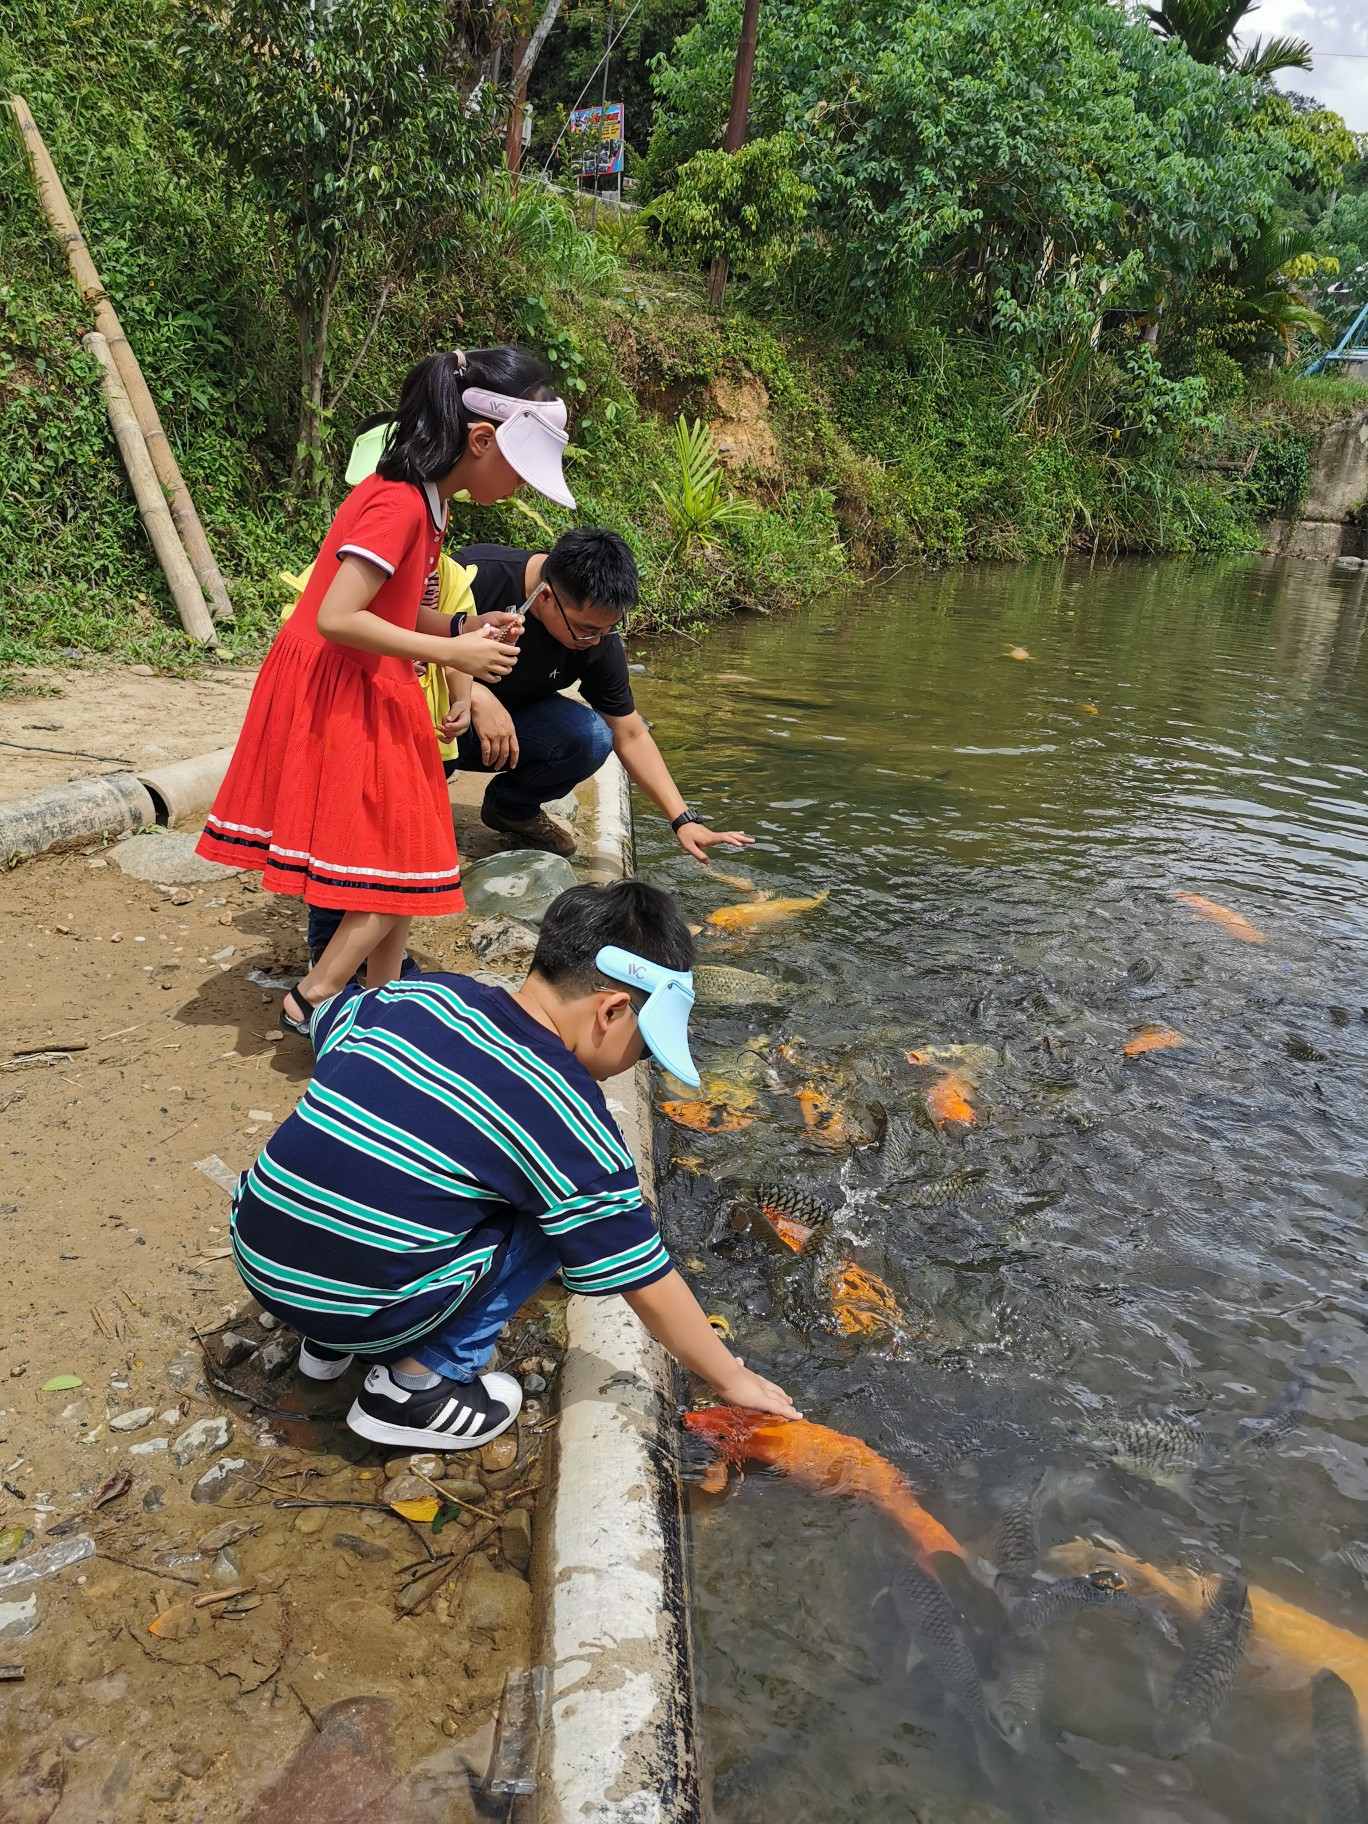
{"left": 393, "top": 1366, "right": 441, "bottom": 1390}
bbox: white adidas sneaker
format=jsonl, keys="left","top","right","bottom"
{"left": 346, "top": 1365, "right": 522, "bottom": 1451}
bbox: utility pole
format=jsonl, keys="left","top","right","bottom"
{"left": 706, "top": 0, "right": 761, "bottom": 307}
{"left": 590, "top": 0, "right": 613, "bottom": 228}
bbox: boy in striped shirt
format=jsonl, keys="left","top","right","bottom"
{"left": 229, "top": 880, "right": 798, "bottom": 1449}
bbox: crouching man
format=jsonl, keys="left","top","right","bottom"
{"left": 454, "top": 529, "right": 752, "bottom": 863}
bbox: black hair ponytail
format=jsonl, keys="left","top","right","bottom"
{"left": 374, "top": 347, "right": 557, "bottom": 486}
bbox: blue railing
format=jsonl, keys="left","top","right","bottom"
{"left": 1305, "top": 300, "right": 1368, "bottom": 376}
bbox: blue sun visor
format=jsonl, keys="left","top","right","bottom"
{"left": 595, "top": 945, "right": 699, "bottom": 1088}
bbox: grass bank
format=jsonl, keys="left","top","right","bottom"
{"left": 2, "top": 4, "right": 1366, "bottom": 682}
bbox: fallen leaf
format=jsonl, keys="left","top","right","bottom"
{"left": 41, "top": 1374, "right": 83, "bottom": 1392}
{"left": 148, "top": 1602, "right": 198, "bottom": 1641}
{"left": 390, "top": 1497, "right": 440, "bottom": 1524}
{"left": 91, "top": 1471, "right": 132, "bottom": 1511}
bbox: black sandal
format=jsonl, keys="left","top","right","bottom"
{"left": 280, "top": 980, "right": 324, "bottom": 1038}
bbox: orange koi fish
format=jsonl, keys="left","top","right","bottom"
{"left": 1006, "top": 647, "right": 1031, "bottom": 662}
{"left": 660, "top": 1101, "right": 755, "bottom": 1134}
{"left": 829, "top": 1261, "right": 905, "bottom": 1337}
{"left": 795, "top": 1085, "right": 862, "bottom": 1148}
{"left": 738, "top": 1190, "right": 904, "bottom": 1337}
{"left": 684, "top": 1407, "right": 968, "bottom": 1568}
{"left": 709, "top": 868, "right": 756, "bottom": 893}
{"left": 1123, "top": 1025, "right": 1187, "bottom": 1058}
{"left": 1048, "top": 1539, "right": 1368, "bottom": 1712}
{"left": 707, "top": 890, "right": 830, "bottom": 931}
{"left": 924, "top": 1071, "right": 976, "bottom": 1127}
{"left": 1174, "top": 892, "right": 1264, "bottom": 946}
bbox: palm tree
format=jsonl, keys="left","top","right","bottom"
{"left": 1224, "top": 227, "right": 1330, "bottom": 363}
{"left": 1145, "top": 0, "right": 1312, "bottom": 80}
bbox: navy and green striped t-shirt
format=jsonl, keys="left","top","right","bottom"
{"left": 229, "top": 974, "right": 671, "bottom": 1353}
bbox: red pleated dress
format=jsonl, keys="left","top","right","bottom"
{"left": 196, "top": 475, "right": 464, "bottom": 916}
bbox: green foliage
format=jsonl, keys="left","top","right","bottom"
{"left": 651, "top": 416, "right": 757, "bottom": 550}
{"left": 1246, "top": 436, "right": 1310, "bottom": 515}
{"left": 172, "top": 0, "right": 496, "bottom": 495}
{"left": 646, "top": 0, "right": 1303, "bottom": 426}
{"left": 653, "top": 134, "right": 813, "bottom": 281}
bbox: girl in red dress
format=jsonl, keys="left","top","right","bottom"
{"left": 196, "top": 347, "right": 576, "bottom": 1033}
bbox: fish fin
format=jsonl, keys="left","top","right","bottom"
{"left": 871, "top": 1584, "right": 889, "bottom": 1608}
{"left": 905, "top": 1642, "right": 924, "bottom": 1674}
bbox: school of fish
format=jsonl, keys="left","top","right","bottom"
{"left": 673, "top": 862, "right": 1368, "bottom": 1811}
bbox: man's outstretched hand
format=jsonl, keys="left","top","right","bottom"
{"left": 677, "top": 822, "right": 755, "bottom": 865}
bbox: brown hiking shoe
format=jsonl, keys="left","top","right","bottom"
{"left": 480, "top": 802, "right": 577, "bottom": 856}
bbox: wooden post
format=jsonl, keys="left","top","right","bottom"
{"left": 706, "top": 0, "right": 762, "bottom": 307}
{"left": 83, "top": 333, "right": 217, "bottom": 647}
{"left": 9, "top": 93, "right": 235, "bottom": 624}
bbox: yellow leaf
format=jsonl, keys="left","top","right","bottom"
{"left": 390, "top": 1497, "right": 440, "bottom": 1524}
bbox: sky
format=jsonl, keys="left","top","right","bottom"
{"left": 1252, "top": 0, "right": 1368, "bottom": 132}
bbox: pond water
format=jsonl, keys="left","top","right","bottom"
{"left": 633, "top": 555, "right": 1368, "bottom": 1823}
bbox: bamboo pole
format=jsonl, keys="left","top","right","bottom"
{"left": 83, "top": 332, "right": 218, "bottom": 647}
{"left": 8, "top": 93, "right": 235, "bottom": 624}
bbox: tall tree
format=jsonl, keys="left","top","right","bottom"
{"left": 174, "top": 0, "right": 495, "bottom": 498}
{"left": 1144, "top": 0, "right": 1312, "bottom": 81}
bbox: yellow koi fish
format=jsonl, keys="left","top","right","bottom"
{"left": 1048, "top": 1538, "right": 1368, "bottom": 1712}
{"left": 707, "top": 891, "right": 830, "bottom": 931}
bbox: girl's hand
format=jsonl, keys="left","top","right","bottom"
{"left": 469, "top": 610, "right": 525, "bottom": 645}
{"left": 711, "top": 1357, "right": 802, "bottom": 1421}
{"left": 438, "top": 675, "right": 471, "bottom": 742}
{"left": 449, "top": 624, "right": 520, "bottom": 682}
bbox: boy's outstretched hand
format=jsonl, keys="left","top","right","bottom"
{"left": 622, "top": 1270, "right": 801, "bottom": 1422}
{"left": 710, "top": 1357, "right": 801, "bottom": 1421}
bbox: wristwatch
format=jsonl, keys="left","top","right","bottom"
{"left": 669, "top": 808, "right": 702, "bottom": 833}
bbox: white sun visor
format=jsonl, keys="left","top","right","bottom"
{"left": 461, "top": 388, "right": 575, "bottom": 510}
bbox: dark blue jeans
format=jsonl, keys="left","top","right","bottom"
{"left": 307, "top": 696, "right": 611, "bottom": 956}
{"left": 458, "top": 692, "right": 613, "bottom": 823}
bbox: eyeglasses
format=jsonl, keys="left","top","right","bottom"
{"left": 542, "top": 577, "right": 626, "bottom": 647}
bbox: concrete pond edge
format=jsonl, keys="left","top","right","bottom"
{"left": 535, "top": 752, "right": 703, "bottom": 1822}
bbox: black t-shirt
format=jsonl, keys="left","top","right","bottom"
{"left": 452, "top": 543, "right": 635, "bottom": 719}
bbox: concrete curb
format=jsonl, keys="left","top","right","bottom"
{"left": 536, "top": 753, "right": 702, "bottom": 1823}
{"left": 0, "top": 745, "right": 232, "bottom": 863}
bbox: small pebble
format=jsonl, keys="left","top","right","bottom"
{"left": 129, "top": 1437, "right": 169, "bottom": 1457}
{"left": 109, "top": 1407, "right": 155, "bottom": 1433}
{"left": 293, "top": 1509, "right": 327, "bottom": 1536}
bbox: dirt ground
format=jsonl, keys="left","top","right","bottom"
{"left": 0, "top": 756, "right": 600, "bottom": 1824}
{"left": 0, "top": 665, "right": 259, "bottom": 800}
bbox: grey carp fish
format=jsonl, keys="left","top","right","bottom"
{"left": 1154, "top": 1570, "right": 1251, "bottom": 1758}
{"left": 987, "top": 1632, "right": 1047, "bottom": 1750}
{"left": 991, "top": 1475, "right": 1047, "bottom": 1586}
{"left": 691, "top": 964, "right": 788, "bottom": 1008}
{"left": 1007, "top": 1573, "right": 1149, "bottom": 1635}
{"left": 889, "top": 1554, "right": 986, "bottom": 1723}
{"left": 1083, "top": 1413, "right": 1211, "bottom": 1487}
{"left": 1313, "top": 1668, "right": 1368, "bottom": 1824}
{"left": 903, "top": 1170, "right": 981, "bottom": 1209}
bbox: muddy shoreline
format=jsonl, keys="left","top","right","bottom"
{"left": 0, "top": 785, "right": 592, "bottom": 1822}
